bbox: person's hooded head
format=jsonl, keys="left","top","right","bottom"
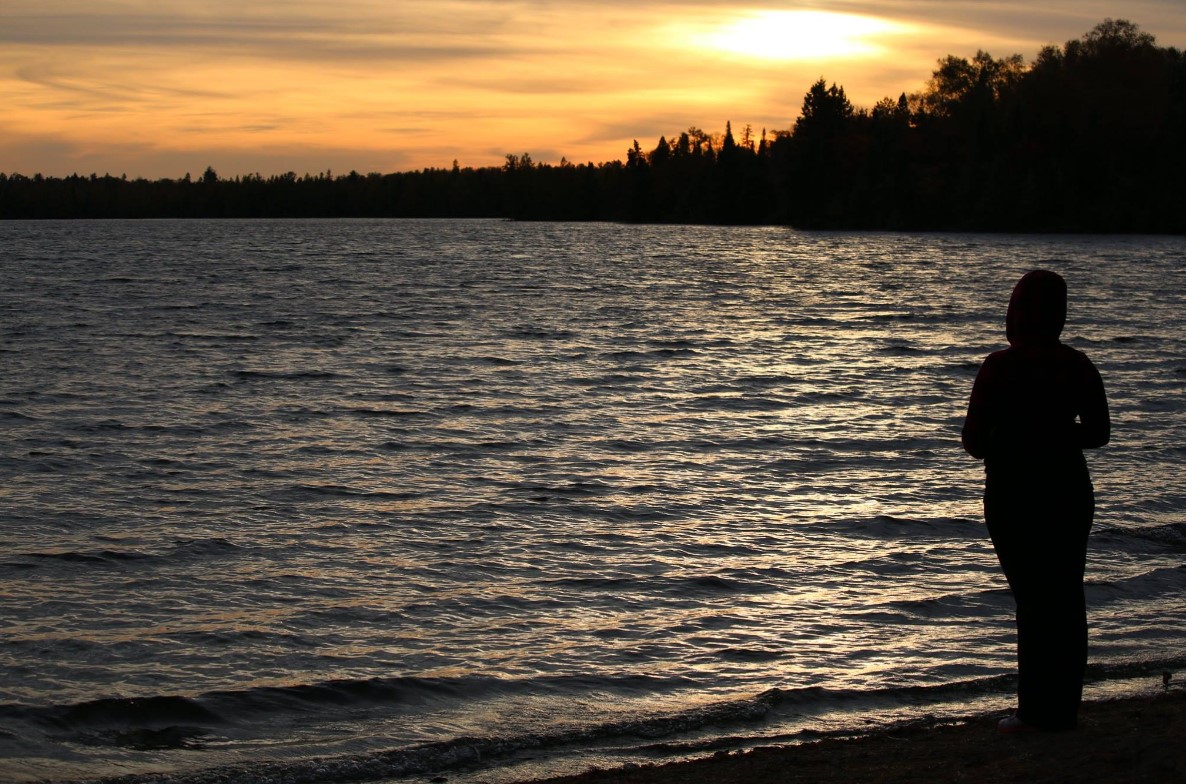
{"left": 1006, "top": 270, "right": 1066, "bottom": 347}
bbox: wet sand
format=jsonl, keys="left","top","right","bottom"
{"left": 530, "top": 690, "right": 1185, "bottom": 784}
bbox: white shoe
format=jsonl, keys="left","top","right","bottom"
{"left": 997, "top": 715, "right": 1039, "bottom": 734}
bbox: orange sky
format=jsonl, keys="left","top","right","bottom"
{"left": 2, "top": 1, "right": 1183, "bottom": 179}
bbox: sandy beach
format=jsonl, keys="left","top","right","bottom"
{"left": 531, "top": 690, "right": 1186, "bottom": 784}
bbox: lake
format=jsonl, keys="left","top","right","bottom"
{"left": 1, "top": 220, "right": 1184, "bottom": 782}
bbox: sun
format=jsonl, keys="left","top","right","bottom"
{"left": 699, "top": 10, "right": 911, "bottom": 61}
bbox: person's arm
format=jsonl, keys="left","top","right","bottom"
{"left": 1077, "top": 357, "right": 1110, "bottom": 449}
{"left": 962, "top": 355, "right": 997, "bottom": 459}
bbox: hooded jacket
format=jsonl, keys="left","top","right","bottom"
{"left": 962, "top": 271, "right": 1109, "bottom": 471}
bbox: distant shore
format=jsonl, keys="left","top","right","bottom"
{"left": 530, "top": 690, "right": 1186, "bottom": 784}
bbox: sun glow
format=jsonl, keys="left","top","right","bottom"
{"left": 701, "top": 10, "right": 912, "bottom": 61}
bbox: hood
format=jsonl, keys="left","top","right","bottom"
{"left": 1006, "top": 269, "right": 1066, "bottom": 347}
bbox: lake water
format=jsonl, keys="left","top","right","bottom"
{"left": 1, "top": 220, "right": 1184, "bottom": 783}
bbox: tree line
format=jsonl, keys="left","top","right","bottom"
{"left": 2, "top": 20, "right": 1183, "bottom": 232}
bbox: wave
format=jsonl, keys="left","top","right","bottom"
{"left": 232, "top": 370, "right": 342, "bottom": 381}
{"left": 680, "top": 394, "right": 789, "bottom": 413}
{"left": 34, "top": 659, "right": 1186, "bottom": 783}
{"left": 604, "top": 347, "right": 699, "bottom": 360}
{"left": 504, "top": 327, "right": 578, "bottom": 340}
{"left": 21, "top": 659, "right": 1181, "bottom": 740}
{"left": 800, "top": 515, "right": 984, "bottom": 541}
{"left": 26, "top": 549, "right": 153, "bottom": 564}
{"left": 876, "top": 342, "right": 926, "bottom": 355}
{"left": 282, "top": 484, "right": 424, "bottom": 501}
{"left": 1, "top": 674, "right": 691, "bottom": 737}
{"left": 475, "top": 355, "right": 524, "bottom": 366}
{"left": 1087, "top": 564, "right": 1186, "bottom": 602}
{"left": 1095, "top": 521, "right": 1186, "bottom": 553}
{"left": 344, "top": 406, "right": 425, "bottom": 418}
{"left": 846, "top": 584, "right": 1012, "bottom": 621}
{"left": 2, "top": 537, "right": 242, "bottom": 572}
{"left": 542, "top": 572, "right": 776, "bottom": 597}
{"left": 165, "top": 331, "right": 261, "bottom": 342}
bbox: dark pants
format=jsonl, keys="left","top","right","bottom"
{"left": 985, "top": 469, "right": 1093, "bottom": 731}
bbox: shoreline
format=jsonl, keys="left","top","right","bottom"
{"left": 526, "top": 689, "right": 1186, "bottom": 784}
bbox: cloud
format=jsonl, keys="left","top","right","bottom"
{"left": 0, "top": 3, "right": 538, "bottom": 65}
{"left": 14, "top": 62, "right": 233, "bottom": 103}
{"left": 822, "top": 0, "right": 1186, "bottom": 48}
{"left": 5, "top": 2, "right": 1182, "bottom": 58}
{"left": 2, "top": 1, "right": 1183, "bottom": 178}
{"left": 0, "top": 128, "right": 419, "bottom": 178}
{"left": 2, "top": 20, "right": 510, "bottom": 67}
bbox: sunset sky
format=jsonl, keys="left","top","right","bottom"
{"left": 3, "top": 1, "right": 1183, "bottom": 179}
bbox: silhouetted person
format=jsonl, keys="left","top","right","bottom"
{"left": 962, "top": 270, "right": 1110, "bottom": 732}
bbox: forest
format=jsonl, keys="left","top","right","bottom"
{"left": 2, "top": 20, "right": 1184, "bottom": 232}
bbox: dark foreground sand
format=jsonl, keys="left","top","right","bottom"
{"left": 530, "top": 691, "right": 1185, "bottom": 784}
